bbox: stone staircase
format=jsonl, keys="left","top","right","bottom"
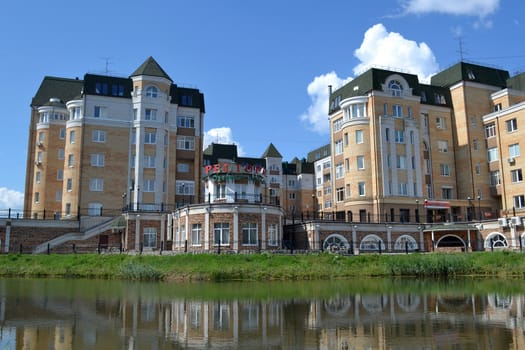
{"left": 32, "top": 216, "right": 122, "bottom": 254}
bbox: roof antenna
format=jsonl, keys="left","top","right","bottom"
{"left": 100, "top": 57, "right": 112, "bottom": 75}
{"left": 455, "top": 35, "right": 467, "bottom": 62}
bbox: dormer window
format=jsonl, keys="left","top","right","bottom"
{"left": 146, "top": 86, "right": 158, "bottom": 98}
{"left": 388, "top": 80, "right": 403, "bottom": 96}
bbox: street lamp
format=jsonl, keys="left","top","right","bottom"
{"left": 312, "top": 193, "right": 316, "bottom": 219}
{"left": 415, "top": 199, "right": 420, "bottom": 223}
{"left": 467, "top": 196, "right": 472, "bottom": 221}
{"left": 181, "top": 183, "right": 185, "bottom": 206}
{"left": 122, "top": 192, "right": 127, "bottom": 211}
{"left": 477, "top": 195, "right": 481, "bottom": 223}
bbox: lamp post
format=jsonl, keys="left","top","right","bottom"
{"left": 415, "top": 199, "right": 420, "bottom": 223}
{"left": 122, "top": 192, "right": 127, "bottom": 211}
{"left": 467, "top": 196, "right": 472, "bottom": 221}
{"left": 477, "top": 195, "right": 481, "bottom": 223}
{"left": 312, "top": 193, "right": 316, "bottom": 219}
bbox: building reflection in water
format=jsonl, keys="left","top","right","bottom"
{"left": 0, "top": 280, "right": 524, "bottom": 349}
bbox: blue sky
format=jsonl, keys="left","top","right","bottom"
{"left": 1, "top": 0, "right": 523, "bottom": 209}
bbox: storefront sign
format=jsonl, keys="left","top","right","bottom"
{"left": 204, "top": 163, "right": 266, "bottom": 175}
{"left": 424, "top": 200, "right": 450, "bottom": 209}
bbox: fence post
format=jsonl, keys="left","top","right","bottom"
{"left": 47, "top": 243, "right": 50, "bottom": 255}
{"left": 184, "top": 239, "right": 188, "bottom": 253}
{"left": 405, "top": 241, "right": 409, "bottom": 255}
{"left": 19, "top": 244, "right": 23, "bottom": 254}
{"left": 160, "top": 241, "right": 163, "bottom": 255}
{"left": 72, "top": 243, "right": 76, "bottom": 254}
{"left": 139, "top": 242, "right": 143, "bottom": 254}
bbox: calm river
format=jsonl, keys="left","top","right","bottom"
{"left": 0, "top": 277, "right": 524, "bottom": 349}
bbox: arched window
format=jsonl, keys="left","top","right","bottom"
{"left": 388, "top": 80, "right": 403, "bottom": 96}
{"left": 360, "top": 234, "right": 385, "bottom": 252}
{"left": 394, "top": 235, "right": 418, "bottom": 251}
{"left": 323, "top": 234, "right": 350, "bottom": 252}
{"left": 146, "top": 86, "right": 158, "bottom": 98}
{"left": 484, "top": 233, "right": 508, "bottom": 249}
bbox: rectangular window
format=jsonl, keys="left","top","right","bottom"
{"left": 509, "top": 143, "right": 520, "bottom": 158}
{"left": 144, "top": 154, "right": 156, "bottom": 168}
{"left": 178, "top": 163, "right": 190, "bottom": 172}
{"left": 440, "top": 164, "right": 450, "bottom": 176}
{"left": 69, "top": 130, "right": 76, "bottom": 144}
{"left": 92, "top": 130, "right": 106, "bottom": 143}
{"left": 34, "top": 192, "right": 39, "bottom": 203}
{"left": 396, "top": 155, "right": 406, "bottom": 169}
{"left": 471, "top": 116, "right": 477, "bottom": 127}
{"left": 145, "top": 131, "right": 156, "bottom": 144}
{"left": 392, "top": 104, "right": 402, "bottom": 117}
{"left": 214, "top": 223, "right": 230, "bottom": 245}
{"left": 475, "top": 162, "right": 481, "bottom": 175}
{"left": 437, "top": 140, "right": 448, "bottom": 153}
{"left": 336, "top": 187, "right": 344, "bottom": 202}
{"left": 56, "top": 190, "right": 62, "bottom": 202}
{"left": 242, "top": 223, "right": 257, "bottom": 245}
{"left": 191, "top": 224, "right": 202, "bottom": 246}
{"left": 68, "top": 154, "right": 74, "bottom": 167}
{"left": 394, "top": 130, "right": 404, "bottom": 143}
{"left": 473, "top": 139, "right": 479, "bottom": 151}
{"left": 111, "top": 84, "right": 124, "bottom": 97}
{"left": 334, "top": 140, "right": 343, "bottom": 155}
{"left": 177, "top": 136, "right": 195, "bottom": 150}
{"left": 145, "top": 108, "right": 157, "bottom": 121}
{"left": 344, "top": 133, "right": 348, "bottom": 146}
{"left": 268, "top": 224, "right": 278, "bottom": 246}
{"left": 35, "top": 171, "right": 41, "bottom": 184}
{"left": 177, "top": 116, "right": 195, "bottom": 128}
{"left": 94, "top": 106, "right": 105, "bottom": 118}
{"left": 514, "top": 195, "right": 525, "bottom": 208}
{"left": 335, "top": 163, "right": 344, "bottom": 179}
{"left": 177, "top": 181, "right": 195, "bottom": 195}
{"left": 333, "top": 117, "right": 343, "bottom": 132}
{"left": 487, "top": 147, "right": 498, "bottom": 162}
{"left": 511, "top": 169, "right": 523, "bottom": 183}
{"left": 506, "top": 118, "right": 518, "bottom": 132}
{"left": 442, "top": 187, "right": 452, "bottom": 200}
{"left": 358, "top": 182, "right": 365, "bottom": 196}
{"left": 143, "top": 179, "right": 155, "bottom": 192}
{"left": 89, "top": 178, "right": 104, "bottom": 191}
{"left": 485, "top": 123, "right": 496, "bottom": 138}
{"left": 398, "top": 183, "right": 408, "bottom": 196}
{"left": 344, "top": 158, "right": 350, "bottom": 172}
{"left": 385, "top": 128, "right": 390, "bottom": 142}
{"left": 95, "top": 82, "right": 108, "bottom": 95}
{"left": 490, "top": 170, "right": 501, "bottom": 186}
{"left": 59, "top": 128, "right": 65, "bottom": 139}
{"left": 181, "top": 95, "right": 193, "bottom": 106}
{"left": 345, "top": 184, "right": 351, "bottom": 198}
{"left": 57, "top": 169, "right": 63, "bottom": 181}
{"left": 436, "top": 117, "right": 446, "bottom": 129}
{"left": 91, "top": 153, "right": 105, "bottom": 167}
{"left": 144, "top": 227, "right": 157, "bottom": 248}
{"left": 355, "top": 130, "right": 363, "bottom": 144}
{"left": 357, "top": 156, "right": 364, "bottom": 170}
{"left": 66, "top": 178, "right": 72, "bottom": 191}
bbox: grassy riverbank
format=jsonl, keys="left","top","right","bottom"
{"left": 0, "top": 251, "right": 524, "bottom": 282}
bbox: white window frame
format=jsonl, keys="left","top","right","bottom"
{"left": 91, "top": 153, "right": 105, "bottom": 167}
{"left": 92, "top": 130, "right": 106, "bottom": 143}
{"left": 89, "top": 178, "right": 104, "bottom": 191}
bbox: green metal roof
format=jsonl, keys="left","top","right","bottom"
{"left": 31, "top": 76, "right": 84, "bottom": 107}
{"left": 261, "top": 143, "right": 282, "bottom": 158}
{"left": 130, "top": 56, "right": 172, "bottom": 81}
{"left": 430, "top": 61, "right": 509, "bottom": 88}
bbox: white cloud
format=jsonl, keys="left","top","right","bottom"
{"left": 0, "top": 187, "right": 24, "bottom": 210}
{"left": 203, "top": 127, "right": 245, "bottom": 155}
{"left": 401, "top": 0, "right": 499, "bottom": 17}
{"left": 299, "top": 72, "right": 352, "bottom": 134}
{"left": 353, "top": 24, "right": 439, "bottom": 82}
{"left": 299, "top": 23, "right": 440, "bottom": 134}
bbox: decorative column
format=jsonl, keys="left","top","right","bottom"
{"left": 205, "top": 207, "right": 210, "bottom": 250}
{"left": 261, "top": 207, "right": 267, "bottom": 250}
{"left": 352, "top": 225, "right": 359, "bottom": 255}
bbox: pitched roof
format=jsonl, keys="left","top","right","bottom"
{"left": 130, "top": 56, "right": 172, "bottom": 81}
{"left": 261, "top": 143, "right": 282, "bottom": 158}
{"left": 31, "top": 76, "right": 84, "bottom": 107}
{"left": 430, "top": 61, "right": 509, "bottom": 88}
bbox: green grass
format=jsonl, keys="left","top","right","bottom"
{"left": 0, "top": 251, "right": 524, "bottom": 282}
